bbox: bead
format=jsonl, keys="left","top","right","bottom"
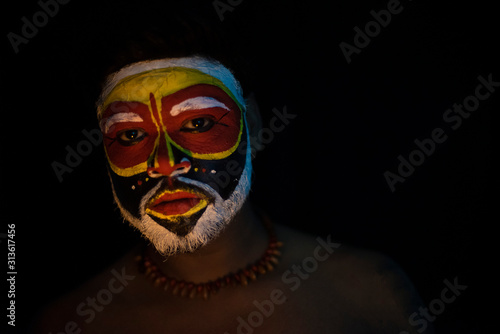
{"left": 189, "top": 285, "right": 198, "bottom": 299}
{"left": 247, "top": 269, "right": 257, "bottom": 281}
{"left": 240, "top": 274, "right": 248, "bottom": 287}
{"left": 172, "top": 281, "right": 185, "bottom": 296}
{"left": 154, "top": 277, "right": 163, "bottom": 287}
{"left": 180, "top": 283, "right": 192, "bottom": 298}
{"left": 257, "top": 265, "right": 266, "bottom": 274}
{"left": 202, "top": 285, "right": 209, "bottom": 300}
{"left": 166, "top": 278, "right": 177, "bottom": 293}
{"left": 209, "top": 282, "right": 219, "bottom": 295}
{"left": 265, "top": 261, "right": 274, "bottom": 271}
{"left": 195, "top": 284, "right": 204, "bottom": 299}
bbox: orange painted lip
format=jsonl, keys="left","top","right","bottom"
{"left": 147, "top": 191, "right": 206, "bottom": 217}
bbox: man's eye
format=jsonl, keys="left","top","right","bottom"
{"left": 181, "top": 117, "right": 215, "bottom": 133}
{"left": 116, "top": 129, "right": 147, "bottom": 146}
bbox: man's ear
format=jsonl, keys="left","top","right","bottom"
{"left": 244, "top": 92, "right": 262, "bottom": 140}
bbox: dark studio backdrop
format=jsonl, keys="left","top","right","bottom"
{"left": 2, "top": 0, "right": 496, "bottom": 333}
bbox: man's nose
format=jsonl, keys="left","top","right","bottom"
{"left": 147, "top": 139, "right": 191, "bottom": 178}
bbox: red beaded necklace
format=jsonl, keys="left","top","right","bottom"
{"left": 136, "top": 215, "right": 283, "bottom": 300}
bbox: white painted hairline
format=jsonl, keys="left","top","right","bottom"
{"left": 97, "top": 56, "right": 245, "bottom": 114}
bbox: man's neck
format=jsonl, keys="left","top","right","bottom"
{"left": 146, "top": 202, "right": 269, "bottom": 283}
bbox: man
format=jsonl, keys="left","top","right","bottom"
{"left": 34, "top": 52, "right": 432, "bottom": 333}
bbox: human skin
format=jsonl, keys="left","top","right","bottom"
{"left": 33, "top": 57, "right": 431, "bottom": 334}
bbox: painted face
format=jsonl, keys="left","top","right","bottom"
{"left": 97, "top": 57, "right": 252, "bottom": 255}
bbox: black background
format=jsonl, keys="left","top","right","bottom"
{"left": 2, "top": 0, "right": 497, "bottom": 333}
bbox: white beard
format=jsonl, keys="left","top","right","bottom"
{"left": 111, "top": 138, "right": 252, "bottom": 256}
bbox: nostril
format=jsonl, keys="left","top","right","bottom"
{"left": 147, "top": 169, "right": 162, "bottom": 178}
{"left": 146, "top": 158, "right": 191, "bottom": 178}
{"left": 170, "top": 160, "right": 191, "bottom": 177}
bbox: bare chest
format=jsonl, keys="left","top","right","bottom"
{"left": 80, "top": 285, "right": 376, "bottom": 334}
{"left": 81, "top": 280, "right": 346, "bottom": 334}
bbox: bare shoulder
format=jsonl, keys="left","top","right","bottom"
{"left": 275, "top": 223, "right": 416, "bottom": 292}
{"left": 31, "top": 247, "right": 141, "bottom": 334}
{"left": 274, "top": 224, "right": 433, "bottom": 333}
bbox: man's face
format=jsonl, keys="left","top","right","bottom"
{"left": 98, "top": 62, "right": 251, "bottom": 255}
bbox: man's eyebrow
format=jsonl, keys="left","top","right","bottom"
{"left": 170, "top": 96, "right": 230, "bottom": 116}
{"left": 100, "top": 112, "right": 144, "bottom": 133}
